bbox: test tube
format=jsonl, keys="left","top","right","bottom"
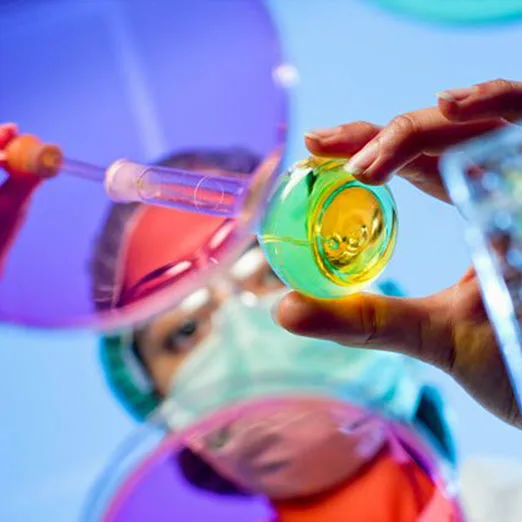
{"left": 104, "top": 159, "right": 248, "bottom": 217}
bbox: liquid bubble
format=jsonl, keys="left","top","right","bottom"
{"left": 259, "top": 157, "right": 398, "bottom": 298}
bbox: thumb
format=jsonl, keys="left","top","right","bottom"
{"left": 437, "top": 79, "right": 522, "bottom": 123}
{"left": 275, "top": 291, "right": 454, "bottom": 371}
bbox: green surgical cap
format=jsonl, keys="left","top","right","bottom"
{"left": 99, "top": 333, "right": 161, "bottom": 422}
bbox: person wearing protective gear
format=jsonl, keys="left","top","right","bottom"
{"left": 95, "top": 149, "right": 461, "bottom": 521}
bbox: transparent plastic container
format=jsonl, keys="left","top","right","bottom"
{"left": 441, "top": 122, "right": 522, "bottom": 409}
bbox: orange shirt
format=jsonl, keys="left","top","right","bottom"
{"left": 273, "top": 450, "right": 457, "bottom": 522}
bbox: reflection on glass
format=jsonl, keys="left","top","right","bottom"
{"left": 94, "top": 251, "right": 460, "bottom": 521}
{"left": 90, "top": 148, "right": 268, "bottom": 313}
{"left": 86, "top": 400, "right": 461, "bottom": 522}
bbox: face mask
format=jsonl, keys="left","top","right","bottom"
{"left": 161, "top": 289, "right": 424, "bottom": 431}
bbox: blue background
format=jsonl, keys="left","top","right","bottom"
{"left": 1, "top": 0, "right": 522, "bottom": 521}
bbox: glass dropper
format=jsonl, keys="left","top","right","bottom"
{"left": 4, "top": 134, "right": 258, "bottom": 218}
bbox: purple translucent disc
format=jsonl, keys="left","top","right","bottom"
{"left": 91, "top": 436, "right": 271, "bottom": 522}
{"left": 85, "top": 398, "right": 460, "bottom": 522}
{"left": 0, "top": 0, "right": 288, "bottom": 329}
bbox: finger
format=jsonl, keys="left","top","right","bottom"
{"left": 437, "top": 79, "right": 522, "bottom": 123}
{"left": 342, "top": 108, "right": 506, "bottom": 184}
{"left": 304, "top": 121, "right": 381, "bottom": 157}
{"left": 398, "top": 153, "right": 451, "bottom": 202}
{"left": 0, "top": 175, "right": 41, "bottom": 207}
{"left": 0, "top": 123, "right": 17, "bottom": 148}
{"left": 305, "top": 120, "right": 451, "bottom": 201}
{"left": 0, "top": 123, "right": 18, "bottom": 166}
{"left": 275, "top": 291, "right": 455, "bottom": 371}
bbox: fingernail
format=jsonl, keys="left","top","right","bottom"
{"left": 436, "top": 87, "right": 473, "bottom": 103}
{"left": 343, "top": 140, "right": 379, "bottom": 177}
{"left": 304, "top": 126, "right": 342, "bottom": 140}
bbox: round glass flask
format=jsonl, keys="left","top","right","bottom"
{"left": 259, "top": 157, "right": 398, "bottom": 298}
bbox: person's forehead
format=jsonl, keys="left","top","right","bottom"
{"left": 124, "top": 158, "right": 256, "bottom": 267}
{"left": 122, "top": 206, "right": 227, "bottom": 286}
{"left": 140, "top": 241, "right": 265, "bottom": 337}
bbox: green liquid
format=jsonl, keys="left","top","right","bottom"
{"left": 258, "top": 157, "right": 398, "bottom": 299}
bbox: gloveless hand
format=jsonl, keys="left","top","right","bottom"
{"left": 275, "top": 79, "right": 522, "bottom": 429}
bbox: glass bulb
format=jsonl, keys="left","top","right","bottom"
{"left": 258, "top": 157, "right": 398, "bottom": 298}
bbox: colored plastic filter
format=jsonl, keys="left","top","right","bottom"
{"left": 441, "top": 121, "right": 522, "bottom": 410}
{"left": 259, "top": 157, "right": 398, "bottom": 298}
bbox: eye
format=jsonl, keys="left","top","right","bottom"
{"left": 177, "top": 318, "right": 198, "bottom": 337}
{"left": 166, "top": 318, "right": 199, "bottom": 353}
{"left": 260, "top": 266, "right": 282, "bottom": 288}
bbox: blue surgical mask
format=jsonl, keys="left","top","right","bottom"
{"left": 160, "top": 288, "right": 424, "bottom": 432}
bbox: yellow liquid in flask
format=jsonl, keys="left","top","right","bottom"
{"left": 259, "top": 158, "right": 398, "bottom": 299}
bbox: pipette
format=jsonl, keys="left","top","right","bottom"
{"left": 4, "top": 134, "right": 252, "bottom": 217}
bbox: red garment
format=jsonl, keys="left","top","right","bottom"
{"left": 273, "top": 450, "right": 457, "bottom": 522}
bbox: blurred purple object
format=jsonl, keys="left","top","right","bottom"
{"left": 0, "top": 0, "right": 288, "bottom": 330}
{"left": 83, "top": 422, "right": 272, "bottom": 522}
